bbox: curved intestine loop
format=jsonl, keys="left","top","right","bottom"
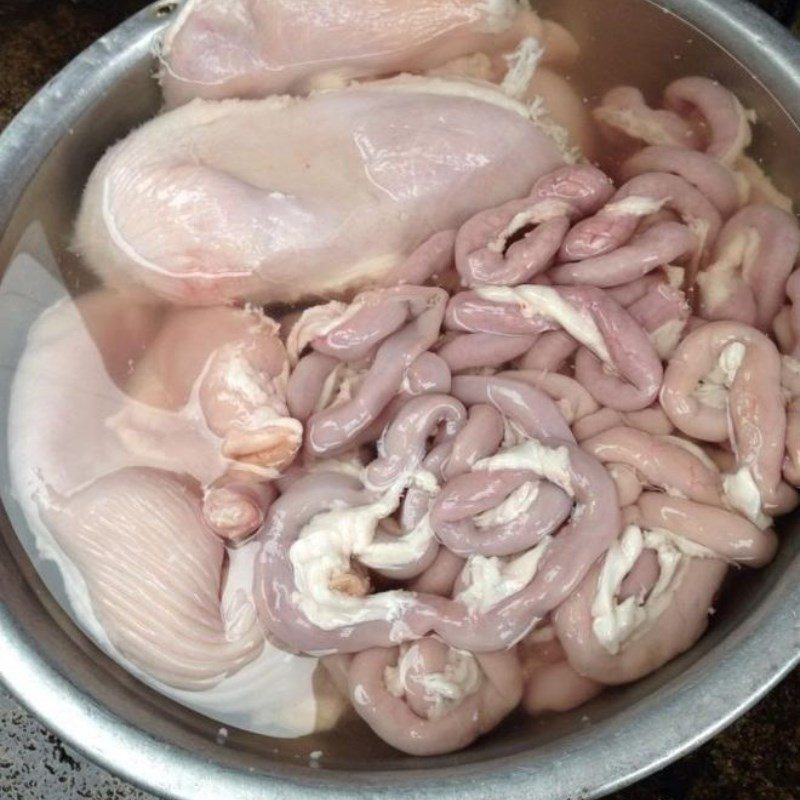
{"left": 343, "top": 638, "right": 523, "bottom": 756}
{"left": 593, "top": 77, "right": 754, "bottom": 168}
{"left": 592, "top": 85, "right": 705, "bottom": 152}
{"left": 660, "top": 321, "right": 796, "bottom": 521}
{"left": 289, "top": 286, "right": 449, "bottom": 457}
{"left": 697, "top": 204, "right": 800, "bottom": 331}
{"left": 255, "top": 370, "right": 620, "bottom": 655}
{"left": 454, "top": 165, "right": 613, "bottom": 287}
{"left": 555, "top": 172, "right": 721, "bottom": 279}
{"left": 553, "top": 512, "right": 729, "bottom": 685}
{"left": 446, "top": 284, "right": 663, "bottom": 410}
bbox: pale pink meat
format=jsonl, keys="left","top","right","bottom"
{"left": 664, "top": 77, "right": 754, "bottom": 166}
{"left": 75, "top": 79, "right": 564, "bottom": 307}
{"left": 637, "top": 492, "right": 777, "bottom": 567}
{"left": 297, "top": 286, "right": 449, "bottom": 457}
{"left": 446, "top": 286, "right": 663, "bottom": 410}
{"left": 41, "top": 468, "right": 263, "bottom": 689}
{"left": 437, "top": 332, "right": 536, "bottom": 373}
{"left": 432, "top": 469, "right": 572, "bottom": 557}
{"left": 519, "top": 629, "right": 602, "bottom": 715}
{"left": 524, "top": 67, "right": 597, "bottom": 160}
{"left": 442, "top": 403, "right": 505, "bottom": 479}
{"left": 122, "top": 305, "right": 301, "bottom": 472}
{"left": 582, "top": 426, "right": 723, "bottom": 507}
{"left": 159, "top": 0, "right": 544, "bottom": 106}
{"left": 499, "top": 370, "right": 599, "bottom": 425}
{"left": 551, "top": 221, "right": 696, "bottom": 289}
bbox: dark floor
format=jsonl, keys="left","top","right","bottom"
{"left": 0, "top": 2, "right": 799, "bottom": 799}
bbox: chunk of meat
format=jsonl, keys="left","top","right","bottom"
{"left": 9, "top": 291, "right": 293, "bottom": 549}
{"left": 40, "top": 468, "right": 264, "bottom": 690}
{"left": 74, "top": 78, "right": 564, "bottom": 306}
{"left": 159, "top": 0, "right": 543, "bottom": 106}
{"left": 121, "top": 305, "right": 301, "bottom": 473}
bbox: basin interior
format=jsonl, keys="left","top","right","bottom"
{"left": 0, "top": 0, "right": 798, "bottom": 788}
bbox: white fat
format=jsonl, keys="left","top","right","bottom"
{"left": 480, "top": 0, "right": 518, "bottom": 32}
{"left": 477, "top": 285, "right": 611, "bottom": 363}
{"left": 665, "top": 266, "right": 685, "bottom": 289}
{"left": 693, "top": 341, "right": 746, "bottom": 410}
{"left": 604, "top": 195, "right": 667, "bottom": 217}
{"left": 693, "top": 384, "right": 727, "bottom": 410}
{"left": 384, "top": 644, "right": 481, "bottom": 720}
{"left": 527, "top": 95, "right": 582, "bottom": 164}
{"left": 591, "top": 525, "right": 715, "bottom": 654}
{"left": 290, "top": 488, "right": 417, "bottom": 630}
{"left": 688, "top": 217, "right": 711, "bottom": 255}
{"left": 359, "top": 513, "right": 435, "bottom": 571}
{"left": 697, "top": 228, "right": 760, "bottom": 310}
{"left": 408, "top": 468, "right": 440, "bottom": 495}
{"left": 218, "top": 347, "right": 270, "bottom": 407}
{"left": 426, "top": 52, "right": 494, "bottom": 82}
{"left": 474, "top": 481, "right": 540, "bottom": 528}
{"left": 783, "top": 354, "right": 800, "bottom": 377}
{"left": 501, "top": 37, "right": 544, "bottom": 100}
{"left": 718, "top": 341, "right": 746, "bottom": 383}
{"left": 659, "top": 435, "right": 719, "bottom": 471}
{"left": 722, "top": 466, "right": 772, "bottom": 530}
{"left": 735, "top": 156, "right": 794, "bottom": 213}
{"left": 418, "top": 654, "right": 481, "bottom": 717}
{"left": 474, "top": 439, "right": 574, "bottom": 496}
{"left": 316, "top": 361, "right": 367, "bottom": 413}
{"left": 649, "top": 318, "right": 686, "bottom": 360}
{"left": 358, "top": 74, "right": 534, "bottom": 121}
{"left": 593, "top": 106, "right": 679, "bottom": 147}
{"left": 307, "top": 67, "right": 362, "bottom": 92}
{"left": 285, "top": 301, "right": 352, "bottom": 365}
{"left": 457, "top": 537, "right": 551, "bottom": 614}
{"left": 255, "top": 415, "right": 302, "bottom": 435}
{"left": 289, "top": 468, "right": 440, "bottom": 626}
{"left": 488, "top": 200, "right": 572, "bottom": 254}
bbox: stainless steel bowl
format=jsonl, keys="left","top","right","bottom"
{"left": 1, "top": 1, "right": 799, "bottom": 798}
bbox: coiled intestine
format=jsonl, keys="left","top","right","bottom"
{"left": 19, "top": 70, "right": 800, "bottom": 757}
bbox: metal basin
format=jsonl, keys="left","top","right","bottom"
{"left": 1, "top": 1, "right": 799, "bottom": 798}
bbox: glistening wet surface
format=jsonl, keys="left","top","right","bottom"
{"left": 1, "top": 2, "right": 799, "bottom": 799}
